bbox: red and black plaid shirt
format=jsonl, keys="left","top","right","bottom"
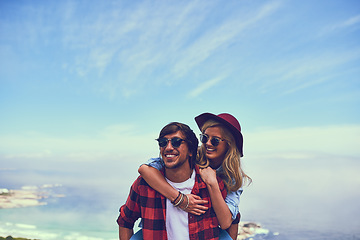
{"left": 117, "top": 165, "right": 227, "bottom": 240}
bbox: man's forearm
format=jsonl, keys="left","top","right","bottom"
{"left": 119, "top": 226, "right": 133, "bottom": 240}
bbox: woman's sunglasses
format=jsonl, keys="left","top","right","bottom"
{"left": 200, "top": 134, "right": 225, "bottom": 147}
{"left": 156, "top": 137, "right": 185, "bottom": 148}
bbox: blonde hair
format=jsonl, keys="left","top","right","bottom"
{"left": 197, "top": 120, "right": 252, "bottom": 192}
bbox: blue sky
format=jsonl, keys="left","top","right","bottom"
{"left": 1, "top": 1, "right": 360, "bottom": 238}
{"left": 0, "top": 0, "right": 359, "bottom": 165}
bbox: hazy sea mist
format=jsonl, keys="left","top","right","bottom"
{"left": 1, "top": 154, "right": 359, "bottom": 240}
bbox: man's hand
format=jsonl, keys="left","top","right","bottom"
{"left": 179, "top": 194, "right": 208, "bottom": 215}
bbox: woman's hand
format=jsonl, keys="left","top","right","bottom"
{"left": 199, "top": 167, "right": 218, "bottom": 187}
{"left": 179, "top": 194, "right": 208, "bottom": 215}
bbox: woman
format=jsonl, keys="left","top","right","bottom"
{"left": 138, "top": 113, "right": 251, "bottom": 240}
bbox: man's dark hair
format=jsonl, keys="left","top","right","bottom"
{"left": 159, "top": 122, "right": 199, "bottom": 168}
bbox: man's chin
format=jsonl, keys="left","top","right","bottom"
{"left": 164, "top": 162, "right": 178, "bottom": 169}
{"left": 164, "top": 159, "right": 187, "bottom": 170}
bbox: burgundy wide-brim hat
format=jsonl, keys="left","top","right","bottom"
{"left": 195, "top": 113, "right": 244, "bottom": 157}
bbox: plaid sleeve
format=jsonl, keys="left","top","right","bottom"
{"left": 217, "top": 175, "right": 227, "bottom": 199}
{"left": 117, "top": 177, "right": 142, "bottom": 229}
{"left": 189, "top": 169, "right": 230, "bottom": 240}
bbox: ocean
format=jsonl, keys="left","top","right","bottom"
{"left": 1, "top": 154, "right": 360, "bottom": 240}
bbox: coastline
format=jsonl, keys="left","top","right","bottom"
{"left": 0, "top": 185, "right": 64, "bottom": 209}
{"left": 0, "top": 237, "right": 38, "bottom": 240}
{"left": 0, "top": 189, "right": 46, "bottom": 209}
{"left": 1, "top": 187, "right": 276, "bottom": 240}
{"left": 0, "top": 221, "right": 272, "bottom": 240}
{"left": 237, "top": 222, "right": 277, "bottom": 240}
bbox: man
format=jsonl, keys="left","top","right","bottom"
{"left": 117, "top": 122, "right": 228, "bottom": 240}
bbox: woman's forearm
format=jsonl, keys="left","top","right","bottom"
{"left": 200, "top": 167, "right": 233, "bottom": 229}
{"left": 139, "top": 164, "right": 208, "bottom": 214}
{"left": 138, "top": 164, "right": 179, "bottom": 202}
{"left": 206, "top": 182, "right": 233, "bottom": 229}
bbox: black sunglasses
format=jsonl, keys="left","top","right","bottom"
{"left": 156, "top": 137, "right": 186, "bottom": 148}
{"left": 200, "top": 134, "right": 225, "bottom": 147}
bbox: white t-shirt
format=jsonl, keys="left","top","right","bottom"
{"left": 165, "top": 169, "right": 195, "bottom": 240}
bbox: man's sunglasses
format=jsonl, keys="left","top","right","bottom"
{"left": 156, "top": 137, "right": 186, "bottom": 148}
{"left": 200, "top": 134, "right": 225, "bottom": 147}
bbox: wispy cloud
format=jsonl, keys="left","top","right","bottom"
{"left": 54, "top": 1, "right": 283, "bottom": 98}
{"left": 187, "top": 75, "right": 225, "bottom": 98}
{"left": 1, "top": 0, "right": 283, "bottom": 99}
{"left": 58, "top": 1, "right": 212, "bottom": 96}
{"left": 257, "top": 47, "right": 360, "bottom": 94}
{"left": 3, "top": 0, "right": 357, "bottom": 104}
{"left": 172, "top": 1, "right": 282, "bottom": 78}
{"left": 319, "top": 14, "right": 360, "bottom": 36}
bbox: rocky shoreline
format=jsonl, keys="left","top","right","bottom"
{"left": 237, "top": 221, "right": 277, "bottom": 240}
{"left": 0, "top": 185, "right": 64, "bottom": 209}
{"left": 0, "top": 237, "right": 38, "bottom": 240}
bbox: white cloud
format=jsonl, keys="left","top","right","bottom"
{"left": 0, "top": 124, "right": 159, "bottom": 162}
{"left": 242, "top": 125, "right": 360, "bottom": 233}
{"left": 257, "top": 47, "right": 360, "bottom": 94}
{"left": 245, "top": 124, "right": 360, "bottom": 158}
{"left": 99, "top": 124, "right": 136, "bottom": 137}
{"left": 55, "top": 1, "right": 283, "bottom": 98}
{"left": 4, "top": 150, "right": 53, "bottom": 160}
{"left": 319, "top": 14, "right": 360, "bottom": 36}
{"left": 343, "top": 15, "right": 360, "bottom": 27}
{"left": 173, "top": 1, "right": 282, "bottom": 77}
{"left": 187, "top": 75, "right": 225, "bottom": 98}
{"left": 2, "top": 124, "right": 359, "bottom": 163}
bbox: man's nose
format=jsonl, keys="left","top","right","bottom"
{"left": 165, "top": 140, "right": 174, "bottom": 150}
